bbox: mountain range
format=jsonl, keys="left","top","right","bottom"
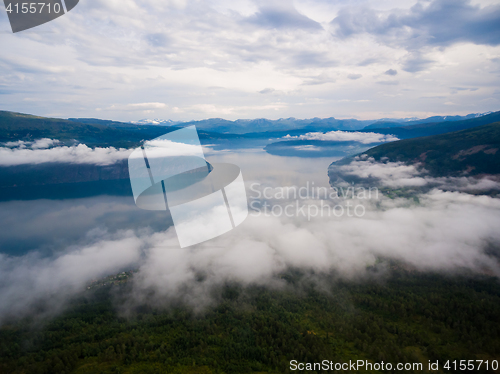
{"left": 128, "top": 113, "right": 490, "bottom": 134}
{"left": 263, "top": 111, "right": 500, "bottom": 157}
{"left": 360, "top": 111, "right": 500, "bottom": 139}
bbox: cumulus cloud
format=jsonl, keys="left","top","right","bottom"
{"left": 283, "top": 131, "right": 399, "bottom": 144}
{"left": 246, "top": 0, "right": 323, "bottom": 30}
{"left": 294, "top": 145, "right": 321, "bottom": 151}
{"left": 0, "top": 143, "right": 131, "bottom": 166}
{"left": 347, "top": 73, "right": 362, "bottom": 80}
{"left": 108, "top": 188, "right": 500, "bottom": 311}
{"left": 331, "top": 0, "right": 500, "bottom": 49}
{"left": 1, "top": 0, "right": 499, "bottom": 119}
{"left": 259, "top": 87, "right": 275, "bottom": 94}
{"left": 3, "top": 138, "right": 60, "bottom": 149}
{"left": 335, "top": 156, "right": 428, "bottom": 187}
{"left": 1, "top": 151, "right": 500, "bottom": 321}
{"left": 3, "top": 184, "right": 499, "bottom": 322}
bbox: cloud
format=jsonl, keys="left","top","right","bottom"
{"left": 246, "top": 1, "right": 323, "bottom": 30}
{"left": 120, "top": 188, "right": 500, "bottom": 310}
{"left": 331, "top": 0, "right": 500, "bottom": 49}
{"left": 332, "top": 155, "right": 500, "bottom": 191}
{"left": 376, "top": 80, "right": 399, "bottom": 85}
{"left": 3, "top": 138, "right": 60, "bottom": 149}
{"left": 384, "top": 69, "right": 398, "bottom": 76}
{"left": 294, "top": 145, "right": 321, "bottom": 151}
{"left": 335, "top": 156, "right": 428, "bottom": 187}
{"left": 1, "top": 0, "right": 499, "bottom": 120}
{"left": 100, "top": 103, "right": 168, "bottom": 112}
{"left": 347, "top": 73, "right": 362, "bottom": 80}
{"left": 2, "top": 186, "right": 500, "bottom": 321}
{"left": 259, "top": 87, "right": 275, "bottom": 94}
{"left": 284, "top": 131, "right": 399, "bottom": 144}
{"left": 0, "top": 230, "right": 142, "bottom": 322}
{"left": 1, "top": 150, "right": 500, "bottom": 321}
{"left": 402, "top": 53, "right": 435, "bottom": 73}
{"left": 0, "top": 143, "right": 131, "bottom": 166}
{"left": 127, "top": 102, "right": 167, "bottom": 109}
{"left": 31, "top": 138, "right": 61, "bottom": 149}
{"left": 301, "top": 72, "right": 335, "bottom": 85}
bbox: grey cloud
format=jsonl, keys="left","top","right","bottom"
{"left": 450, "top": 87, "right": 478, "bottom": 94}
{"left": 146, "top": 33, "right": 171, "bottom": 47}
{"left": 1, "top": 152, "right": 500, "bottom": 321}
{"left": 347, "top": 74, "right": 362, "bottom": 80}
{"left": 126, "top": 187, "right": 500, "bottom": 311}
{"left": 357, "top": 58, "right": 379, "bottom": 66}
{"left": 1, "top": 0, "right": 499, "bottom": 119}
{"left": 301, "top": 73, "right": 335, "bottom": 86}
{"left": 333, "top": 156, "right": 500, "bottom": 192}
{"left": 376, "top": 80, "right": 399, "bottom": 85}
{"left": 384, "top": 69, "right": 397, "bottom": 76}
{"left": 402, "top": 53, "right": 435, "bottom": 73}
{"left": 291, "top": 51, "right": 337, "bottom": 68}
{"left": 2, "top": 185, "right": 499, "bottom": 321}
{"left": 246, "top": 4, "right": 323, "bottom": 30}
{"left": 331, "top": 0, "right": 500, "bottom": 49}
{"left": 259, "top": 88, "right": 275, "bottom": 94}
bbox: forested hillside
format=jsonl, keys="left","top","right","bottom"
{"left": 1, "top": 270, "right": 499, "bottom": 374}
{"left": 363, "top": 122, "right": 500, "bottom": 177}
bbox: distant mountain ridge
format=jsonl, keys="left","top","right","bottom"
{"left": 169, "top": 117, "right": 376, "bottom": 134}
{"left": 2, "top": 110, "right": 499, "bottom": 148}
{"left": 360, "top": 111, "right": 500, "bottom": 139}
{"left": 129, "top": 112, "right": 492, "bottom": 134}
{"left": 0, "top": 111, "right": 241, "bottom": 148}
{"left": 363, "top": 112, "right": 490, "bottom": 130}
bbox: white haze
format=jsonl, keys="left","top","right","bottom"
{"left": 284, "top": 131, "right": 399, "bottom": 144}
{"left": 3, "top": 138, "right": 61, "bottom": 149}
{"left": 336, "top": 155, "right": 500, "bottom": 191}
{"left": 0, "top": 142, "right": 131, "bottom": 166}
{"left": 0, "top": 151, "right": 499, "bottom": 322}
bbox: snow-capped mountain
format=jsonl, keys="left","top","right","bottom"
{"left": 131, "top": 119, "right": 183, "bottom": 126}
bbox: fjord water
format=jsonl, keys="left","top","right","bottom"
{"left": 0, "top": 148, "right": 337, "bottom": 256}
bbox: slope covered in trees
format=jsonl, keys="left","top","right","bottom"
{"left": 1, "top": 269, "right": 499, "bottom": 374}
{"left": 362, "top": 122, "right": 500, "bottom": 177}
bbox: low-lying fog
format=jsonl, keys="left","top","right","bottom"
{"left": 1, "top": 146, "right": 499, "bottom": 323}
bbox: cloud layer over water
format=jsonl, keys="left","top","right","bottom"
{"left": 1, "top": 150, "right": 499, "bottom": 322}
{"left": 334, "top": 155, "right": 500, "bottom": 191}
{"left": 284, "top": 131, "right": 399, "bottom": 144}
{"left": 0, "top": 142, "right": 131, "bottom": 166}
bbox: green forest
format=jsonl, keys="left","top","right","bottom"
{"left": 1, "top": 268, "right": 499, "bottom": 374}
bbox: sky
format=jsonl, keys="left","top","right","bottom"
{"left": 1, "top": 0, "right": 500, "bottom": 121}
